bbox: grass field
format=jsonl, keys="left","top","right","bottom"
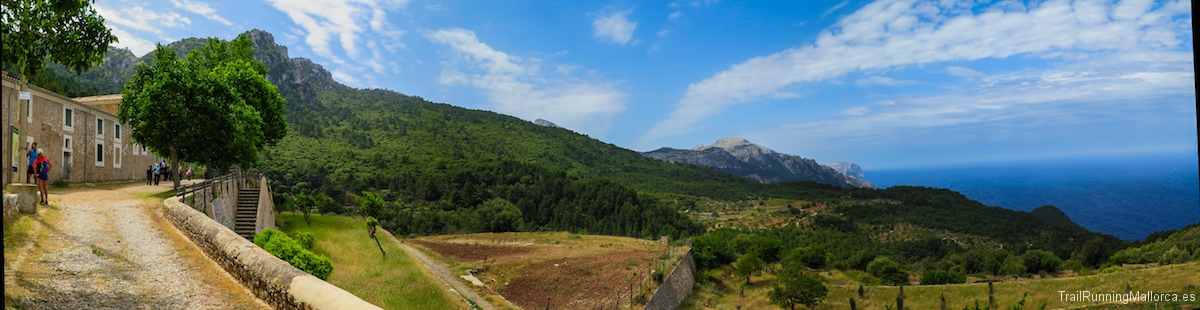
{"left": 684, "top": 262, "right": 1200, "bottom": 310}
{"left": 276, "top": 212, "right": 467, "bottom": 310}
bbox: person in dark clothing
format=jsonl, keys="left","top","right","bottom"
{"left": 146, "top": 166, "right": 153, "bottom": 185}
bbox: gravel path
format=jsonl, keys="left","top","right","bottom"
{"left": 4, "top": 182, "right": 269, "bottom": 310}
{"left": 400, "top": 243, "right": 499, "bottom": 310}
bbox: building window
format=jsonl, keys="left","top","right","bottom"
{"left": 63, "top": 135, "right": 73, "bottom": 152}
{"left": 63, "top": 108, "right": 74, "bottom": 131}
{"left": 96, "top": 118, "right": 104, "bottom": 136}
{"left": 95, "top": 141, "right": 105, "bottom": 166}
{"left": 114, "top": 123, "right": 121, "bottom": 142}
{"left": 25, "top": 98, "right": 32, "bottom": 123}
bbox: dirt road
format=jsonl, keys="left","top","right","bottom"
{"left": 400, "top": 243, "right": 501, "bottom": 310}
{"left": 3, "top": 182, "right": 269, "bottom": 310}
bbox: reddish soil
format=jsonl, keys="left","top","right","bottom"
{"left": 408, "top": 239, "right": 533, "bottom": 262}
{"left": 501, "top": 249, "right": 658, "bottom": 310}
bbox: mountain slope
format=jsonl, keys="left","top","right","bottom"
{"left": 50, "top": 30, "right": 1127, "bottom": 252}
{"left": 644, "top": 137, "right": 875, "bottom": 188}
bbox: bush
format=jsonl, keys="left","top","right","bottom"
{"left": 296, "top": 232, "right": 314, "bottom": 250}
{"left": 1100, "top": 265, "right": 1125, "bottom": 274}
{"left": 651, "top": 270, "right": 665, "bottom": 284}
{"left": 919, "top": 269, "right": 966, "bottom": 285}
{"left": 1000, "top": 256, "right": 1027, "bottom": 276}
{"left": 254, "top": 228, "right": 334, "bottom": 280}
{"left": 866, "top": 257, "right": 907, "bottom": 286}
{"left": 1161, "top": 246, "right": 1190, "bottom": 265}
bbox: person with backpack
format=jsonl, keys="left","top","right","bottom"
{"left": 32, "top": 148, "right": 51, "bottom": 206}
{"left": 25, "top": 142, "right": 38, "bottom": 183}
{"left": 153, "top": 164, "right": 161, "bottom": 186}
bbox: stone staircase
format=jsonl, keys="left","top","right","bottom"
{"left": 234, "top": 187, "right": 259, "bottom": 239}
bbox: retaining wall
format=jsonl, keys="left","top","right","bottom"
{"left": 161, "top": 197, "right": 380, "bottom": 310}
{"left": 644, "top": 248, "right": 696, "bottom": 310}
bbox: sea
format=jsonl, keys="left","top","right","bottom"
{"left": 866, "top": 153, "right": 1200, "bottom": 241}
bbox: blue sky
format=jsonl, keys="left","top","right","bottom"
{"left": 96, "top": 0, "right": 1195, "bottom": 170}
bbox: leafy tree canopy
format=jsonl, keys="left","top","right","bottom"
{"left": 1, "top": 0, "right": 117, "bottom": 79}
{"left": 119, "top": 35, "right": 285, "bottom": 187}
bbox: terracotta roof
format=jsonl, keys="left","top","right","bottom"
{"left": 73, "top": 93, "right": 123, "bottom": 103}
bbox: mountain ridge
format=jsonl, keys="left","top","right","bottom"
{"left": 644, "top": 137, "right": 875, "bottom": 188}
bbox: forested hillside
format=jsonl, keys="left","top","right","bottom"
{"left": 29, "top": 30, "right": 1139, "bottom": 255}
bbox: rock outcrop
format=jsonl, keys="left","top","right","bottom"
{"left": 644, "top": 138, "right": 875, "bottom": 188}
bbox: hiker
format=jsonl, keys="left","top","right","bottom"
{"left": 186, "top": 167, "right": 193, "bottom": 180}
{"left": 146, "top": 166, "right": 153, "bottom": 185}
{"left": 33, "top": 149, "right": 51, "bottom": 205}
{"left": 25, "top": 142, "right": 37, "bottom": 183}
{"left": 153, "top": 164, "right": 161, "bottom": 185}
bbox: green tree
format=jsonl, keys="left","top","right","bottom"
{"left": 787, "top": 246, "right": 826, "bottom": 270}
{"left": 769, "top": 264, "right": 828, "bottom": 310}
{"left": 365, "top": 216, "right": 385, "bottom": 258}
{"left": 120, "top": 45, "right": 246, "bottom": 188}
{"left": 736, "top": 252, "right": 765, "bottom": 285}
{"left": 867, "top": 257, "right": 907, "bottom": 286}
{"left": 1080, "top": 237, "right": 1110, "bottom": 268}
{"left": 476, "top": 198, "right": 523, "bottom": 232}
{"left": 352, "top": 191, "right": 387, "bottom": 220}
{"left": 292, "top": 192, "right": 330, "bottom": 226}
{"left": 120, "top": 36, "right": 285, "bottom": 187}
{"left": 1, "top": 0, "right": 116, "bottom": 78}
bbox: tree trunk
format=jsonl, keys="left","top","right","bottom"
{"left": 371, "top": 234, "right": 386, "bottom": 258}
{"left": 170, "top": 146, "right": 180, "bottom": 189}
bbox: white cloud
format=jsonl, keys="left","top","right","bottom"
{"left": 426, "top": 28, "right": 627, "bottom": 136}
{"left": 668, "top": 11, "right": 684, "bottom": 20}
{"left": 105, "top": 25, "right": 157, "bottom": 56}
{"left": 822, "top": 0, "right": 849, "bottom": 18}
{"left": 265, "top": 0, "right": 409, "bottom": 87}
{"left": 747, "top": 52, "right": 1195, "bottom": 167}
{"left": 657, "top": 29, "right": 670, "bottom": 37}
{"left": 170, "top": 0, "right": 233, "bottom": 26}
{"left": 95, "top": 5, "right": 191, "bottom": 36}
{"left": 593, "top": 9, "right": 637, "bottom": 45}
{"left": 946, "top": 66, "right": 984, "bottom": 77}
{"left": 856, "top": 76, "right": 923, "bottom": 86}
{"left": 640, "top": 0, "right": 1193, "bottom": 145}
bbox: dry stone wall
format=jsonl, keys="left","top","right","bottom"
{"left": 161, "top": 197, "right": 380, "bottom": 310}
{"left": 644, "top": 248, "right": 696, "bottom": 310}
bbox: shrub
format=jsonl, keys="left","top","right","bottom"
{"left": 919, "top": 269, "right": 966, "bottom": 285}
{"left": 651, "top": 270, "right": 665, "bottom": 284}
{"left": 867, "top": 257, "right": 907, "bottom": 286}
{"left": 254, "top": 228, "right": 334, "bottom": 280}
{"left": 1100, "top": 265, "right": 1125, "bottom": 274}
{"left": 1000, "top": 256, "right": 1027, "bottom": 276}
{"left": 1161, "top": 246, "right": 1190, "bottom": 265}
{"left": 296, "top": 232, "right": 314, "bottom": 250}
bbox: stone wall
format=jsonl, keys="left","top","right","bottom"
{"left": 255, "top": 177, "right": 276, "bottom": 233}
{"left": 184, "top": 175, "right": 240, "bottom": 230}
{"left": 161, "top": 197, "right": 381, "bottom": 310}
{"left": 644, "top": 248, "right": 696, "bottom": 310}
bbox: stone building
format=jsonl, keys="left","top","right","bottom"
{"left": 2, "top": 75, "right": 161, "bottom": 186}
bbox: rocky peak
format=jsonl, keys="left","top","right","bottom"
{"left": 822, "top": 162, "right": 866, "bottom": 180}
{"left": 534, "top": 119, "right": 561, "bottom": 128}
